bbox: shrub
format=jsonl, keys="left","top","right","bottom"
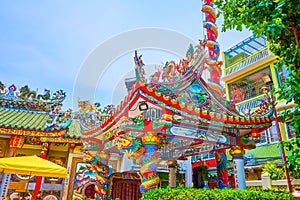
{"left": 141, "top": 186, "right": 294, "bottom": 200}
{"left": 263, "top": 162, "right": 286, "bottom": 180}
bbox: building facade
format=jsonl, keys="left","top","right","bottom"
{"left": 0, "top": 82, "right": 82, "bottom": 200}
{"left": 222, "top": 35, "right": 296, "bottom": 179}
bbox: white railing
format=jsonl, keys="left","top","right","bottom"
{"left": 225, "top": 48, "right": 273, "bottom": 77}
{"left": 246, "top": 173, "right": 300, "bottom": 192}
{"left": 246, "top": 180, "right": 263, "bottom": 189}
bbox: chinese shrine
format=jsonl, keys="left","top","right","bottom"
{"left": 0, "top": 82, "right": 81, "bottom": 199}
{"left": 77, "top": 0, "right": 276, "bottom": 199}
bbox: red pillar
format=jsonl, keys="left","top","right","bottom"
{"left": 32, "top": 143, "right": 49, "bottom": 200}
{"left": 273, "top": 103, "right": 293, "bottom": 193}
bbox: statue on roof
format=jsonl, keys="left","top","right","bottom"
{"left": 37, "top": 89, "right": 50, "bottom": 100}
{"left": 134, "top": 50, "right": 146, "bottom": 82}
{"left": 186, "top": 43, "right": 195, "bottom": 61}
{"left": 0, "top": 81, "right": 7, "bottom": 95}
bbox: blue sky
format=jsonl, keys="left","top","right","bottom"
{"left": 0, "top": 1, "right": 251, "bottom": 110}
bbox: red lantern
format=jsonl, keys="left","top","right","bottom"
{"left": 70, "top": 143, "right": 76, "bottom": 149}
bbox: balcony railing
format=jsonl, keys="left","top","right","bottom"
{"left": 224, "top": 48, "right": 274, "bottom": 77}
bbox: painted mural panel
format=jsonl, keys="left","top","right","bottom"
{"left": 68, "top": 157, "right": 113, "bottom": 200}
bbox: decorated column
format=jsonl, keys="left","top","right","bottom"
{"left": 0, "top": 174, "right": 11, "bottom": 199}
{"left": 201, "top": 0, "right": 223, "bottom": 95}
{"left": 185, "top": 157, "right": 193, "bottom": 187}
{"left": 83, "top": 150, "right": 110, "bottom": 200}
{"left": 97, "top": 151, "right": 110, "bottom": 200}
{"left": 229, "top": 146, "right": 246, "bottom": 189}
{"left": 168, "top": 160, "right": 178, "bottom": 188}
{"left": 214, "top": 149, "right": 228, "bottom": 189}
{"left": 140, "top": 133, "right": 161, "bottom": 193}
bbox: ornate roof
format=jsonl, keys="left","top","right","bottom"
{"left": 0, "top": 82, "right": 82, "bottom": 143}
{"left": 79, "top": 49, "right": 274, "bottom": 155}
{"left": 82, "top": 48, "right": 273, "bottom": 124}
{"left": 0, "top": 108, "right": 64, "bottom": 133}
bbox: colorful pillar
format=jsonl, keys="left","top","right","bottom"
{"left": 215, "top": 149, "right": 228, "bottom": 189}
{"left": 0, "top": 174, "right": 11, "bottom": 199}
{"left": 82, "top": 150, "right": 110, "bottom": 200}
{"left": 229, "top": 146, "right": 246, "bottom": 189}
{"left": 185, "top": 157, "right": 193, "bottom": 187}
{"left": 96, "top": 151, "right": 110, "bottom": 200}
{"left": 140, "top": 133, "right": 161, "bottom": 193}
{"left": 33, "top": 142, "right": 49, "bottom": 200}
{"left": 201, "top": 0, "right": 223, "bottom": 95}
{"left": 168, "top": 160, "right": 178, "bottom": 188}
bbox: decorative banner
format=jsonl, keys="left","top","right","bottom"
{"left": 9, "top": 136, "right": 25, "bottom": 148}
{"left": 0, "top": 173, "right": 11, "bottom": 199}
{"left": 170, "top": 125, "right": 228, "bottom": 144}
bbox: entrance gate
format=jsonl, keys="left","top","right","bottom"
{"left": 109, "top": 172, "right": 141, "bottom": 200}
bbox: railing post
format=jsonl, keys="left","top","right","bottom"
{"left": 261, "top": 172, "right": 271, "bottom": 189}
{"left": 168, "top": 160, "right": 177, "bottom": 188}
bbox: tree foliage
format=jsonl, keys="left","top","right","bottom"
{"left": 215, "top": 0, "right": 300, "bottom": 174}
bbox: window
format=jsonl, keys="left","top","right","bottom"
{"left": 277, "top": 65, "right": 290, "bottom": 87}
{"left": 144, "top": 108, "right": 162, "bottom": 121}
{"left": 258, "top": 121, "right": 279, "bottom": 145}
{"left": 258, "top": 130, "right": 268, "bottom": 145}
{"left": 286, "top": 122, "right": 295, "bottom": 140}
{"left": 201, "top": 153, "right": 208, "bottom": 160}
{"left": 268, "top": 121, "right": 279, "bottom": 143}
{"left": 229, "top": 78, "right": 249, "bottom": 102}
{"left": 200, "top": 152, "right": 215, "bottom": 160}
{"left": 229, "top": 67, "right": 273, "bottom": 103}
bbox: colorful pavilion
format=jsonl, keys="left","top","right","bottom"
{"left": 77, "top": 1, "right": 276, "bottom": 198}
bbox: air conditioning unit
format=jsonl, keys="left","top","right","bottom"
{"left": 245, "top": 154, "right": 254, "bottom": 159}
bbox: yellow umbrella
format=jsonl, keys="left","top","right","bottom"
{"left": 0, "top": 155, "right": 68, "bottom": 178}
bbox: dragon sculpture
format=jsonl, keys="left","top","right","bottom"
{"left": 37, "top": 89, "right": 51, "bottom": 100}
{"left": 18, "top": 85, "right": 37, "bottom": 99}
{"left": 78, "top": 100, "right": 100, "bottom": 112}
{"left": 116, "top": 135, "right": 143, "bottom": 158}
{"left": 17, "top": 85, "right": 66, "bottom": 102}
{"left": 83, "top": 151, "right": 110, "bottom": 200}
{"left": 115, "top": 134, "right": 161, "bottom": 192}
{"left": 0, "top": 83, "right": 66, "bottom": 113}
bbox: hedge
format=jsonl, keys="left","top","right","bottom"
{"left": 141, "top": 186, "right": 294, "bottom": 200}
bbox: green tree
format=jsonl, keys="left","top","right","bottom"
{"left": 214, "top": 0, "right": 300, "bottom": 175}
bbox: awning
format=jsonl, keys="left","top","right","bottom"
{"left": 0, "top": 155, "right": 68, "bottom": 178}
